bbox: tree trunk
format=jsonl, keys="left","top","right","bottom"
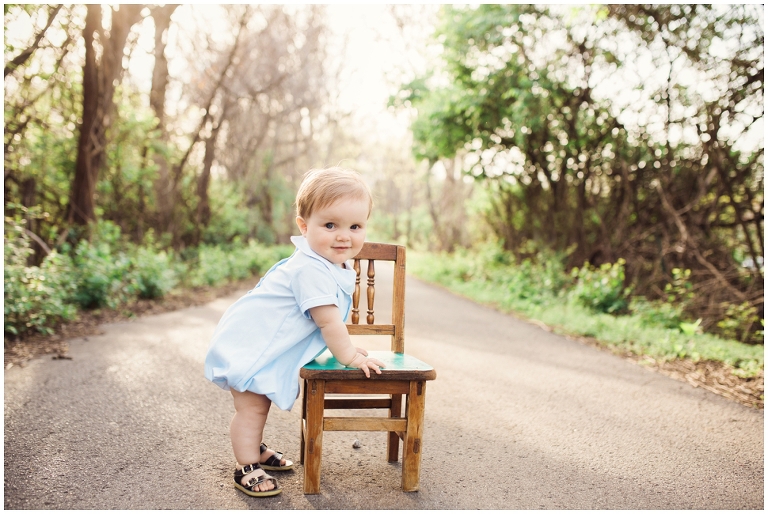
{"left": 195, "top": 116, "right": 226, "bottom": 241}
{"left": 149, "top": 4, "right": 178, "bottom": 234}
{"left": 68, "top": 4, "right": 143, "bottom": 226}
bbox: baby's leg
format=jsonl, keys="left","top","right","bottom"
{"left": 230, "top": 390, "right": 275, "bottom": 492}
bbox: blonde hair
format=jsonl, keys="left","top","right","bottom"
{"left": 295, "top": 167, "right": 373, "bottom": 219}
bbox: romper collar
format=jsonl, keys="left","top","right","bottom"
{"left": 290, "top": 236, "right": 356, "bottom": 295}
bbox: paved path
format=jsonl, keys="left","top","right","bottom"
{"left": 4, "top": 267, "right": 764, "bottom": 509}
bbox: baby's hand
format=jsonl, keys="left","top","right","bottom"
{"left": 345, "top": 352, "right": 386, "bottom": 378}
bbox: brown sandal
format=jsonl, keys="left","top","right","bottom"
{"left": 233, "top": 462, "right": 282, "bottom": 497}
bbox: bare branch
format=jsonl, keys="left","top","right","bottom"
{"left": 5, "top": 5, "right": 63, "bottom": 78}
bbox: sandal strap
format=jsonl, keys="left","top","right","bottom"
{"left": 244, "top": 474, "right": 278, "bottom": 490}
{"left": 262, "top": 452, "right": 284, "bottom": 468}
{"left": 260, "top": 443, "right": 285, "bottom": 467}
{"left": 234, "top": 462, "right": 262, "bottom": 480}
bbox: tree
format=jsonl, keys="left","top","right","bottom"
{"left": 5, "top": 4, "right": 81, "bottom": 262}
{"left": 148, "top": 4, "right": 178, "bottom": 236}
{"left": 68, "top": 4, "right": 144, "bottom": 226}
{"left": 182, "top": 5, "right": 334, "bottom": 245}
{"left": 399, "top": 4, "right": 763, "bottom": 340}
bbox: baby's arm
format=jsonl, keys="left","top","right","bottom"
{"left": 309, "top": 305, "right": 385, "bottom": 378}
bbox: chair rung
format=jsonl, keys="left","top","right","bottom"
{"left": 347, "top": 324, "right": 395, "bottom": 336}
{"left": 325, "top": 381, "right": 410, "bottom": 394}
{"left": 323, "top": 417, "right": 407, "bottom": 432}
{"left": 325, "top": 398, "right": 392, "bottom": 409}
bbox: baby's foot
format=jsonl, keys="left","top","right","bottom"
{"left": 241, "top": 467, "right": 277, "bottom": 493}
{"left": 259, "top": 443, "right": 293, "bottom": 470}
{"left": 260, "top": 448, "right": 287, "bottom": 467}
{"left": 234, "top": 464, "right": 281, "bottom": 497}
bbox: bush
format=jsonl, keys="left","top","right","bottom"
{"left": 629, "top": 296, "right": 684, "bottom": 330}
{"left": 188, "top": 245, "right": 232, "bottom": 287}
{"left": 570, "top": 259, "right": 631, "bottom": 314}
{"left": 717, "top": 301, "right": 764, "bottom": 345}
{"left": 129, "top": 246, "right": 179, "bottom": 299}
{"left": 409, "top": 240, "right": 570, "bottom": 309}
{"left": 4, "top": 214, "right": 294, "bottom": 336}
{"left": 187, "top": 241, "right": 293, "bottom": 287}
{"left": 4, "top": 217, "right": 77, "bottom": 335}
{"left": 70, "top": 222, "right": 134, "bottom": 309}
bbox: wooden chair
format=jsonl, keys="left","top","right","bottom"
{"left": 299, "top": 242, "right": 436, "bottom": 493}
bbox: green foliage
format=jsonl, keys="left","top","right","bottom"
{"left": 532, "top": 303, "right": 763, "bottom": 374}
{"left": 129, "top": 246, "right": 180, "bottom": 299}
{"left": 188, "top": 246, "right": 233, "bottom": 287}
{"left": 570, "top": 259, "right": 631, "bottom": 314}
{"left": 4, "top": 215, "right": 294, "bottom": 336}
{"left": 629, "top": 297, "right": 684, "bottom": 330}
{"left": 5, "top": 5, "right": 83, "bottom": 246}
{"left": 187, "top": 241, "right": 293, "bottom": 287}
{"left": 717, "top": 302, "right": 763, "bottom": 345}
{"left": 98, "top": 91, "right": 165, "bottom": 237}
{"left": 679, "top": 318, "right": 703, "bottom": 336}
{"left": 366, "top": 201, "right": 436, "bottom": 252}
{"left": 409, "top": 240, "right": 571, "bottom": 311}
{"left": 4, "top": 216, "right": 77, "bottom": 335}
{"left": 70, "top": 222, "right": 134, "bottom": 309}
{"left": 397, "top": 3, "right": 763, "bottom": 344}
{"left": 664, "top": 268, "right": 694, "bottom": 307}
{"left": 202, "top": 181, "right": 255, "bottom": 245}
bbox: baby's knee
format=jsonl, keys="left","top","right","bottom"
{"left": 231, "top": 389, "right": 271, "bottom": 414}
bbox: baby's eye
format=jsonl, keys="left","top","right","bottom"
{"left": 325, "top": 222, "right": 335, "bottom": 229}
{"left": 351, "top": 224, "right": 361, "bottom": 230}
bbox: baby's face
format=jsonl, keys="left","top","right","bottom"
{"left": 296, "top": 196, "right": 369, "bottom": 265}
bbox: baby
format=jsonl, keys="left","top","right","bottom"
{"left": 204, "top": 167, "right": 386, "bottom": 497}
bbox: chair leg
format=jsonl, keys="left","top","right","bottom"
{"left": 303, "top": 379, "right": 325, "bottom": 494}
{"left": 300, "top": 379, "right": 307, "bottom": 465}
{"left": 402, "top": 381, "right": 426, "bottom": 492}
{"left": 387, "top": 393, "right": 402, "bottom": 462}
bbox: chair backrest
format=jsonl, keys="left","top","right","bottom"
{"left": 347, "top": 242, "right": 405, "bottom": 353}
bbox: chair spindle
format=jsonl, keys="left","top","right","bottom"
{"left": 352, "top": 259, "right": 361, "bottom": 325}
{"left": 367, "top": 260, "right": 375, "bottom": 324}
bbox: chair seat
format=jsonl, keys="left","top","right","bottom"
{"left": 301, "top": 350, "right": 437, "bottom": 381}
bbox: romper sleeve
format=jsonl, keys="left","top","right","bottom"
{"left": 290, "top": 262, "right": 341, "bottom": 319}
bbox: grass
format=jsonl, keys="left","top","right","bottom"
{"left": 408, "top": 249, "right": 764, "bottom": 379}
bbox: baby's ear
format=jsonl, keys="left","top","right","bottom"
{"left": 296, "top": 216, "right": 308, "bottom": 235}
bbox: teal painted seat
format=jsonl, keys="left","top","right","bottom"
{"left": 302, "top": 349, "right": 435, "bottom": 374}
{"left": 299, "top": 242, "right": 437, "bottom": 493}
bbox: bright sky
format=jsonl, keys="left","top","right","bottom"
{"left": 325, "top": 4, "right": 397, "bottom": 113}
{"left": 324, "top": 4, "right": 436, "bottom": 137}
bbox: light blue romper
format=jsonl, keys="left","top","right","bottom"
{"left": 204, "top": 236, "right": 356, "bottom": 411}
